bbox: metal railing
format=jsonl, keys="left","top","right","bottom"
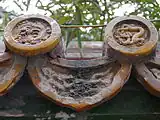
{"left": 60, "top": 19, "right": 160, "bottom": 28}
{"left": 0, "top": 19, "right": 160, "bottom": 31}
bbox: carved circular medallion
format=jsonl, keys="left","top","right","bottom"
{"left": 12, "top": 18, "right": 51, "bottom": 45}
{"left": 113, "top": 21, "right": 149, "bottom": 47}
{"left": 4, "top": 14, "right": 61, "bottom": 56}
{"left": 104, "top": 16, "right": 158, "bottom": 58}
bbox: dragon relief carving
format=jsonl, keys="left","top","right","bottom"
{"left": 114, "top": 23, "right": 148, "bottom": 46}
{"left": 12, "top": 18, "right": 51, "bottom": 45}
{"left": 37, "top": 63, "right": 119, "bottom": 104}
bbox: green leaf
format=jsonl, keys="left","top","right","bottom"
{"left": 58, "top": 16, "right": 72, "bottom": 24}
{"left": 74, "top": 5, "right": 83, "bottom": 24}
{"left": 77, "top": 30, "right": 82, "bottom": 48}
{"left": 65, "top": 28, "right": 76, "bottom": 48}
{"left": 77, "top": 29, "right": 83, "bottom": 57}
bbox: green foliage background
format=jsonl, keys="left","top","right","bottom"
{"left": 0, "top": 0, "right": 160, "bottom": 48}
